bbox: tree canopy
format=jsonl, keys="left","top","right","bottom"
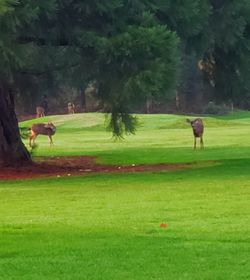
{"left": 0, "top": 0, "right": 179, "bottom": 136}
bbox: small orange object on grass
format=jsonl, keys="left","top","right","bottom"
{"left": 160, "top": 223, "right": 168, "bottom": 228}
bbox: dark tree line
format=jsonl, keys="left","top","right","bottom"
{"left": 0, "top": 0, "right": 250, "bottom": 166}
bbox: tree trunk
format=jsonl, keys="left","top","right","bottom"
{"left": 80, "top": 88, "right": 86, "bottom": 112}
{"left": 0, "top": 80, "right": 31, "bottom": 166}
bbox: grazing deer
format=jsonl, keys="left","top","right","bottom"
{"left": 29, "top": 122, "right": 56, "bottom": 147}
{"left": 36, "top": 106, "right": 45, "bottom": 118}
{"left": 68, "top": 102, "right": 75, "bottom": 114}
{"left": 186, "top": 118, "right": 204, "bottom": 149}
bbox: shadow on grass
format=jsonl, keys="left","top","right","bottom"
{"left": 94, "top": 146, "right": 250, "bottom": 165}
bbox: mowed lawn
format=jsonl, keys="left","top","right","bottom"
{"left": 1, "top": 112, "right": 250, "bottom": 279}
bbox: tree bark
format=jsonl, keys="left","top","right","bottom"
{"left": 0, "top": 80, "right": 31, "bottom": 167}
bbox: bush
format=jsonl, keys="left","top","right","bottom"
{"left": 203, "top": 102, "right": 230, "bottom": 115}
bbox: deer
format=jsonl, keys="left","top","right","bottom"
{"left": 67, "top": 102, "right": 75, "bottom": 114}
{"left": 29, "top": 122, "right": 56, "bottom": 147}
{"left": 36, "top": 106, "right": 45, "bottom": 118}
{"left": 186, "top": 118, "right": 204, "bottom": 149}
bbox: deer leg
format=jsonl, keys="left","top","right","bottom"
{"left": 29, "top": 135, "right": 37, "bottom": 146}
{"left": 194, "top": 137, "right": 197, "bottom": 149}
{"left": 200, "top": 136, "right": 204, "bottom": 149}
{"left": 29, "top": 131, "right": 36, "bottom": 146}
{"left": 32, "top": 134, "right": 37, "bottom": 146}
{"left": 29, "top": 135, "right": 33, "bottom": 147}
{"left": 48, "top": 135, "right": 53, "bottom": 146}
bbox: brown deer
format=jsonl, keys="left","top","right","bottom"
{"left": 29, "top": 122, "right": 56, "bottom": 147}
{"left": 67, "top": 102, "right": 75, "bottom": 114}
{"left": 186, "top": 118, "right": 204, "bottom": 149}
{"left": 36, "top": 106, "right": 45, "bottom": 118}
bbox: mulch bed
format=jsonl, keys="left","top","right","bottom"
{"left": 0, "top": 156, "right": 192, "bottom": 180}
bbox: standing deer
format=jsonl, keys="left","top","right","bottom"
{"left": 29, "top": 122, "right": 56, "bottom": 147}
{"left": 36, "top": 106, "right": 45, "bottom": 118}
{"left": 186, "top": 118, "right": 204, "bottom": 149}
{"left": 67, "top": 102, "right": 75, "bottom": 114}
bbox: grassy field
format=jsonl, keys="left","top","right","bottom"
{"left": 1, "top": 112, "right": 250, "bottom": 279}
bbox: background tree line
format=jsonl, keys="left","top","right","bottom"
{"left": 11, "top": 0, "right": 250, "bottom": 115}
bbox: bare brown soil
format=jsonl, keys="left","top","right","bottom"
{"left": 0, "top": 156, "right": 192, "bottom": 180}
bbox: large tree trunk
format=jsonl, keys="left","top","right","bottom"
{"left": 0, "top": 80, "right": 31, "bottom": 167}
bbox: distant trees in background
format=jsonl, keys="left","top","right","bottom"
{"left": 11, "top": 0, "right": 250, "bottom": 115}
{"left": 154, "top": 0, "right": 250, "bottom": 112}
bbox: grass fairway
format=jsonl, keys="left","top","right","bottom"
{"left": 1, "top": 112, "right": 250, "bottom": 279}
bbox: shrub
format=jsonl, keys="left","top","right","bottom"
{"left": 203, "top": 102, "right": 230, "bottom": 115}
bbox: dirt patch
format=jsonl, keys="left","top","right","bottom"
{"left": 0, "top": 156, "right": 192, "bottom": 181}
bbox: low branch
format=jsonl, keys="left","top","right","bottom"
{"left": 18, "top": 36, "right": 69, "bottom": 46}
{"left": 19, "top": 63, "right": 80, "bottom": 76}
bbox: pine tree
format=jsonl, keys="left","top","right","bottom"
{"left": 0, "top": 0, "right": 179, "bottom": 166}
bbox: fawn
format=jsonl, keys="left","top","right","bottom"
{"left": 68, "top": 102, "right": 75, "bottom": 114}
{"left": 36, "top": 106, "right": 45, "bottom": 118}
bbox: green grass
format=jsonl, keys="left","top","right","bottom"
{"left": 1, "top": 112, "right": 250, "bottom": 279}
{"left": 20, "top": 112, "right": 250, "bottom": 164}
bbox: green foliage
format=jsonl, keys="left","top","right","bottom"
{"left": 154, "top": 0, "right": 250, "bottom": 106}
{"left": 203, "top": 101, "right": 230, "bottom": 115}
{"left": 95, "top": 22, "right": 179, "bottom": 135}
{"left": 0, "top": 0, "right": 179, "bottom": 137}
{"left": 19, "top": 126, "right": 30, "bottom": 139}
{"left": 106, "top": 111, "right": 138, "bottom": 138}
{"left": 154, "top": 0, "right": 211, "bottom": 40}
{"left": 203, "top": 1, "right": 250, "bottom": 102}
